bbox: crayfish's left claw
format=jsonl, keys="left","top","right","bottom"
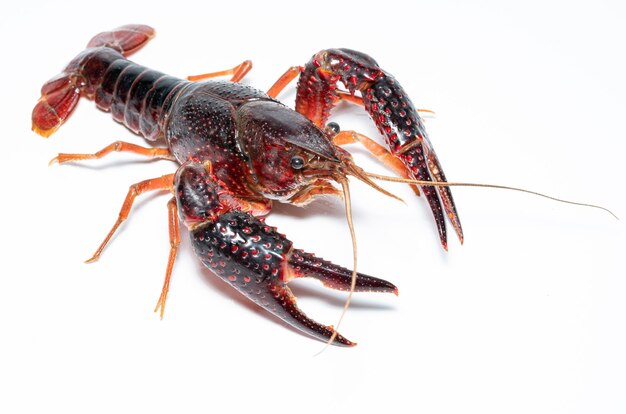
{"left": 399, "top": 134, "right": 464, "bottom": 248}
{"left": 190, "top": 210, "right": 354, "bottom": 345}
{"left": 421, "top": 137, "right": 464, "bottom": 245}
{"left": 291, "top": 48, "right": 464, "bottom": 249}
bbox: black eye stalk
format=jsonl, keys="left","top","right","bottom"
{"left": 290, "top": 156, "right": 305, "bottom": 170}
{"left": 326, "top": 122, "right": 340, "bottom": 135}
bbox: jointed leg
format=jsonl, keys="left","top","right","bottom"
{"left": 86, "top": 174, "right": 175, "bottom": 263}
{"left": 187, "top": 60, "right": 253, "bottom": 83}
{"left": 289, "top": 179, "right": 343, "bottom": 206}
{"left": 154, "top": 197, "right": 180, "bottom": 318}
{"left": 333, "top": 130, "right": 420, "bottom": 196}
{"left": 267, "top": 66, "right": 302, "bottom": 98}
{"left": 50, "top": 140, "right": 173, "bottom": 165}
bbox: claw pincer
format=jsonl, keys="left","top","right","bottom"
{"left": 297, "top": 49, "right": 464, "bottom": 248}
{"left": 177, "top": 163, "right": 396, "bottom": 346}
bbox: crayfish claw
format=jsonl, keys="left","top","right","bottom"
{"left": 294, "top": 48, "right": 464, "bottom": 249}
{"left": 286, "top": 249, "right": 398, "bottom": 296}
{"left": 189, "top": 211, "right": 355, "bottom": 346}
{"left": 421, "top": 138, "right": 464, "bottom": 245}
{"left": 188, "top": 208, "right": 398, "bottom": 346}
{"left": 269, "top": 283, "right": 356, "bottom": 347}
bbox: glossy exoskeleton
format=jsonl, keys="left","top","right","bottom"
{"left": 32, "top": 25, "right": 461, "bottom": 345}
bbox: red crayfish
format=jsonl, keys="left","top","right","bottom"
{"left": 31, "top": 24, "right": 472, "bottom": 346}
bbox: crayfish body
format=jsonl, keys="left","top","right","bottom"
{"left": 32, "top": 25, "right": 461, "bottom": 345}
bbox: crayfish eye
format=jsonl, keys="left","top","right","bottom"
{"left": 326, "top": 122, "right": 340, "bottom": 134}
{"left": 290, "top": 156, "right": 305, "bottom": 170}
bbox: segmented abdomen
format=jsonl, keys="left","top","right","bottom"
{"left": 94, "top": 58, "right": 187, "bottom": 140}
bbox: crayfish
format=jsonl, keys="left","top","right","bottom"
{"left": 34, "top": 24, "right": 604, "bottom": 346}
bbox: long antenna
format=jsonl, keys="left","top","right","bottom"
{"left": 365, "top": 172, "right": 618, "bottom": 220}
{"left": 316, "top": 178, "right": 358, "bottom": 355}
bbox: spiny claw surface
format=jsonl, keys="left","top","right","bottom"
{"left": 288, "top": 250, "right": 398, "bottom": 296}
{"left": 295, "top": 48, "right": 464, "bottom": 248}
{"left": 365, "top": 72, "right": 464, "bottom": 248}
{"left": 190, "top": 211, "right": 396, "bottom": 346}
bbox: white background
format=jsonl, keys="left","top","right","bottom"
{"left": 1, "top": 1, "right": 624, "bottom": 413}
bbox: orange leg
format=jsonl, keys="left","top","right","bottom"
{"left": 267, "top": 66, "right": 302, "bottom": 98}
{"left": 154, "top": 197, "right": 180, "bottom": 319}
{"left": 187, "top": 60, "right": 253, "bottom": 83}
{"left": 49, "top": 140, "right": 173, "bottom": 165}
{"left": 336, "top": 91, "right": 364, "bottom": 106}
{"left": 85, "top": 174, "right": 175, "bottom": 263}
{"left": 333, "top": 130, "right": 420, "bottom": 196}
{"left": 289, "top": 180, "right": 343, "bottom": 206}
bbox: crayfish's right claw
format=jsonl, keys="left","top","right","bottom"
{"left": 286, "top": 249, "right": 398, "bottom": 296}
{"left": 365, "top": 73, "right": 464, "bottom": 249}
{"left": 189, "top": 210, "right": 397, "bottom": 346}
{"left": 176, "top": 162, "right": 397, "bottom": 346}
{"left": 399, "top": 136, "right": 464, "bottom": 249}
{"left": 270, "top": 283, "right": 356, "bottom": 347}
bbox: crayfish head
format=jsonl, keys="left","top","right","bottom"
{"left": 237, "top": 100, "right": 347, "bottom": 202}
{"left": 237, "top": 100, "right": 399, "bottom": 205}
